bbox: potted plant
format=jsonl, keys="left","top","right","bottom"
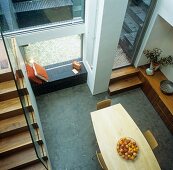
{"left": 143, "top": 48, "right": 173, "bottom": 71}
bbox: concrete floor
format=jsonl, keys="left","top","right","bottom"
{"left": 36, "top": 84, "right": 173, "bottom": 170}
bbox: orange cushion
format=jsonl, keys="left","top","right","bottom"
{"left": 33, "top": 63, "right": 48, "bottom": 82}
{"left": 26, "top": 64, "right": 42, "bottom": 84}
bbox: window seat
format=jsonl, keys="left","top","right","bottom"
{"left": 31, "top": 62, "right": 87, "bottom": 96}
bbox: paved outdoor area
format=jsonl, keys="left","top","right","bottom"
{"left": 24, "top": 35, "right": 81, "bottom": 66}
{"left": 24, "top": 36, "right": 130, "bottom": 69}
{"left": 113, "top": 46, "right": 131, "bottom": 69}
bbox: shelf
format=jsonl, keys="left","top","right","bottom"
{"left": 139, "top": 65, "right": 173, "bottom": 134}
{"left": 139, "top": 66, "right": 173, "bottom": 115}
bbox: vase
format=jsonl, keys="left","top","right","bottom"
{"left": 146, "top": 68, "right": 154, "bottom": 76}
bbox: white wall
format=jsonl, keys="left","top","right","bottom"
{"left": 135, "top": 0, "right": 173, "bottom": 81}
{"left": 83, "top": 0, "right": 128, "bottom": 94}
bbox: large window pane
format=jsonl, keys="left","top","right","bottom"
{"left": 0, "top": 0, "right": 85, "bottom": 33}
{"left": 24, "top": 35, "right": 82, "bottom": 67}
{"left": 113, "top": 0, "right": 156, "bottom": 69}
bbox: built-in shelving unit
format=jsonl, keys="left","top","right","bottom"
{"left": 139, "top": 66, "right": 173, "bottom": 135}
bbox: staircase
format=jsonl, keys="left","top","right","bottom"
{"left": 0, "top": 71, "right": 48, "bottom": 170}
{"left": 109, "top": 66, "right": 142, "bottom": 95}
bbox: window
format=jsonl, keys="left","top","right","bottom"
{"left": 24, "top": 34, "right": 82, "bottom": 67}
{"left": 0, "top": 0, "right": 85, "bottom": 32}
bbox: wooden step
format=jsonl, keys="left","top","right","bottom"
{"left": 0, "top": 71, "right": 13, "bottom": 82}
{"left": 0, "top": 147, "right": 39, "bottom": 170}
{"left": 110, "top": 66, "right": 139, "bottom": 83}
{"left": 0, "top": 76, "right": 29, "bottom": 101}
{"left": 0, "top": 114, "right": 28, "bottom": 138}
{"left": 109, "top": 76, "right": 142, "bottom": 95}
{"left": 0, "top": 97, "right": 23, "bottom": 120}
{"left": 1, "top": 131, "right": 32, "bottom": 156}
{"left": 0, "top": 80, "right": 18, "bottom": 101}
{"left": 0, "top": 130, "right": 42, "bottom": 156}
{"left": 0, "top": 96, "right": 33, "bottom": 120}
{"left": 0, "top": 113, "right": 38, "bottom": 137}
{"left": 22, "top": 162, "right": 47, "bottom": 170}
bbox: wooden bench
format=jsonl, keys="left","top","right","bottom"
{"left": 31, "top": 62, "right": 87, "bottom": 96}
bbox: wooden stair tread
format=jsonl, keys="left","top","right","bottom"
{"left": 0, "top": 71, "right": 13, "bottom": 82}
{"left": 109, "top": 76, "right": 142, "bottom": 92}
{"left": 0, "top": 147, "right": 38, "bottom": 170}
{"left": 1, "top": 129, "right": 42, "bottom": 155}
{"left": 0, "top": 131, "right": 32, "bottom": 155}
{"left": 0, "top": 80, "right": 16, "bottom": 95}
{"left": 111, "top": 66, "right": 139, "bottom": 80}
{"left": 0, "top": 114, "right": 27, "bottom": 135}
{"left": 22, "top": 162, "right": 46, "bottom": 170}
{"left": 0, "top": 97, "right": 22, "bottom": 115}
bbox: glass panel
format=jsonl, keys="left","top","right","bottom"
{"left": 0, "top": 0, "right": 85, "bottom": 33}
{"left": 0, "top": 5, "right": 9, "bottom": 32}
{"left": 23, "top": 34, "right": 82, "bottom": 67}
{"left": 0, "top": 29, "right": 48, "bottom": 169}
{"left": 113, "top": 0, "right": 156, "bottom": 69}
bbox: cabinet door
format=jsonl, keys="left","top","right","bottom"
{"left": 155, "top": 99, "right": 173, "bottom": 134}
{"left": 142, "top": 81, "right": 158, "bottom": 105}
{"left": 157, "top": 99, "right": 173, "bottom": 122}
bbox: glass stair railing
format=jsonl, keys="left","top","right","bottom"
{"left": 0, "top": 28, "right": 48, "bottom": 169}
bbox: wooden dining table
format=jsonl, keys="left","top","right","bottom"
{"left": 91, "top": 103, "right": 161, "bottom": 170}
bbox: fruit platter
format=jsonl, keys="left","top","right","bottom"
{"left": 117, "top": 137, "right": 139, "bottom": 161}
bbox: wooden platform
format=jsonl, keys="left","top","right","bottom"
{"left": 109, "top": 66, "right": 142, "bottom": 95}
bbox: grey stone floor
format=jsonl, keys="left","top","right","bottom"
{"left": 36, "top": 84, "right": 173, "bottom": 170}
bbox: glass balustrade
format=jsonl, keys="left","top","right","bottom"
{"left": 0, "top": 28, "right": 48, "bottom": 169}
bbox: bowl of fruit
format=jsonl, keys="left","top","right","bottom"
{"left": 117, "top": 137, "right": 139, "bottom": 161}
